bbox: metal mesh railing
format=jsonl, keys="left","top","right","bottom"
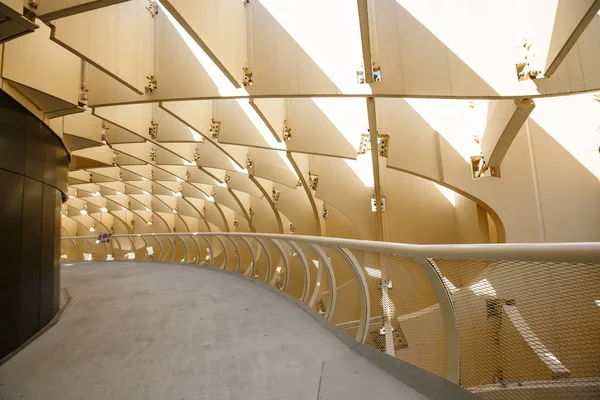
{"left": 60, "top": 233, "right": 600, "bottom": 399}
{"left": 433, "top": 258, "right": 600, "bottom": 399}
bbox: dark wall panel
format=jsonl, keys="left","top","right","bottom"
{"left": 0, "top": 101, "right": 26, "bottom": 175}
{"left": 0, "top": 170, "right": 24, "bottom": 358}
{"left": 40, "top": 185, "right": 60, "bottom": 327}
{"left": 24, "top": 114, "right": 45, "bottom": 183}
{"left": 0, "top": 91, "right": 69, "bottom": 359}
{"left": 18, "top": 178, "right": 43, "bottom": 344}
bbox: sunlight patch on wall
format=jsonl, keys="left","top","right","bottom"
{"left": 396, "top": 0, "right": 519, "bottom": 94}
{"left": 532, "top": 92, "right": 600, "bottom": 181}
{"left": 365, "top": 267, "right": 382, "bottom": 278}
{"left": 312, "top": 97, "right": 369, "bottom": 149}
{"left": 469, "top": 278, "right": 497, "bottom": 296}
{"left": 406, "top": 98, "right": 486, "bottom": 163}
{"left": 432, "top": 182, "right": 456, "bottom": 207}
{"left": 189, "top": 127, "right": 203, "bottom": 142}
{"left": 504, "top": 305, "right": 570, "bottom": 376}
{"left": 345, "top": 152, "right": 374, "bottom": 187}
{"left": 259, "top": 0, "right": 369, "bottom": 94}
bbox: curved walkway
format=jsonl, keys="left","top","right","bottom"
{"left": 1, "top": 262, "right": 459, "bottom": 400}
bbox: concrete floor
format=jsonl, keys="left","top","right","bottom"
{"left": 0, "top": 262, "right": 427, "bottom": 400}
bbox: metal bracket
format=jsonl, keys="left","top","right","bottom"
{"left": 372, "top": 65, "right": 382, "bottom": 82}
{"left": 272, "top": 188, "right": 280, "bottom": 203}
{"left": 283, "top": 120, "right": 292, "bottom": 141}
{"left": 101, "top": 126, "right": 109, "bottom": 145}
{"left": 145, "top": 75, "right": 157, "bottom": 93}
{"left": 210, "top": 119, "right": 221, "bottom": 140}
{"left": 145, "top": 0, "right": 158, "bottom": 17}
{"left": 149, "top": 121, "right": 158, "bottom": 139}
{"left": 371, "top": 194, "right": 386, "bottom": 212}
{"left": 377, "top": 279, "right": 393, "bottom": 291}
{"left": 309, "top": 173, "right": 319, "bottom": 191}
{"left": 149, "top": 146, "right": 156, "bottom": 163}
{"left": 357, "top": 66, "right": 366, "bottom": 84}
{"left": 359, "top": 133, "right": 388, "bottom": 157}
{"left": 78, "top": 83, "right": 89, "bottom": 107}
{"left": 471, "top": 155, "right": 500, "bottom": 178}
{"left": 377, "top": 134, "right": 389, "bottom": 157}
{"left": 242, "top": 66, "right": 253, "bottom": 87}
{"left": 516, "top": 39, "right": 544, "bottom": 81}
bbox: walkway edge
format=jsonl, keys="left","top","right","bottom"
{"left": 0, "top": 287, "right": 73, "bottom": 367}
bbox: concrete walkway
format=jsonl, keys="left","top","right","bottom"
{"left": 0, "top": 262, "right": 428, "bottom": 400}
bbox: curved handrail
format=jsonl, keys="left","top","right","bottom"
{"left": 62, "top": 232, "right": 600, "bottom": 263}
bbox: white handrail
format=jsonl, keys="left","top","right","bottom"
{"left": 62, "top": 233, "right": 600, "bottom": 263}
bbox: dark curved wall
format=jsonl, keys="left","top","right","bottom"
{"left": 0, "top": 91, "right": 69, "bottom": 360}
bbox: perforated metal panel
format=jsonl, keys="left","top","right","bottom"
{"left": 323, "top": 246, "right": 363, "bottom": 341}
{"left": 434, "top": 259, "right": 600, "bottom": 399}
{"left": 355, "top": 252, "right": 448, "bottom": 377}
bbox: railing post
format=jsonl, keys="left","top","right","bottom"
{"left": 337, "top": 247, "right": 370, "bottom": 344}
{"left": 113, "top": 236, "right": 122, "bottom": 260}
{"left": 224, "top": 236, "right": 240, "bottom": 272}
{"left": 271, "top": 239, "right": 290, "bottom": 291}
{"left": 175, "top": 235, "right": 188, "bottom": 263}
{"left": 69, "top": 238, "right": 77, "bottom": 261}
{"left": 164, "top": 235, "right": 175, "bottom": 263}
{"left": 152, "top": 234, "right": 163, "bottom": 261}
{"left": 414, "top": 257, "right": 461, "bottom": 385}
{"left": 308, "top": 260, "right": 322, "bottom": 308}
{"left": 85, "top": 238, "right": 93, "bottom": 260}
{"left": 240, "top": 236, "right": 256, "bottom": 277}
{"left": 196, "top": 235, "right": 213, "bottom": 266}
{"left": 103, "top": 241, "right": 109, "bottom": 261}
{"left": 309, "top": 243, "right": 336, "bottom": 320}
{"left": 287, "top": 240, "right": 310, "bottom": 303}
{"left": 188, "top": 234, "right": 201, "bottom": 265}
{"left": 256, "top": 237, "right": 272, "bottom": 282}
{"left": 127, "top": 236, "right": 136, "bottom": 260}
{"left": 215, "top": 236, "right": 228, "bottom": 269}
{"left": 139, "top": 236, "right": 149, "bottom": 261}
{"left": 378, "top": 253, "right": 395, "bottom": 356}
